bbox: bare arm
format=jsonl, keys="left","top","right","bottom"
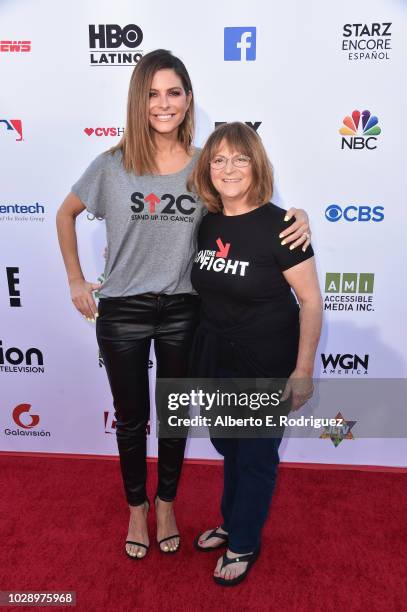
{"left": 56, "top": 192, "right": 101, "bottom": 320}
{"left": 280, "top": 207, "right": 312, "bottom": 251}
{"left": 281, "top": 257, "right": 323, "bottom": 409}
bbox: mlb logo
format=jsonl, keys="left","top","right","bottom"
{"left": 224, "top": 27, "right": 256, "bottom": 61}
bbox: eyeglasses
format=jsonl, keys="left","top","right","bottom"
{"left": 209, "top": 154, "right": 251, "bottom": 170}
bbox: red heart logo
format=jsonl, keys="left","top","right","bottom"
{"left": 84, "top": 128, "right": 94, "bottom": 136}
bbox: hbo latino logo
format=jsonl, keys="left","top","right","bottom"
{"left": 339, "top": 109, "right": 381, "bottom": 150}
{"left": 89, "top": 24, "right": 143, "bottom": 66}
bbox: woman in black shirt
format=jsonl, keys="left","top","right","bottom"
{"left": 189, "top": 122, "right": 323, "bottom": 586}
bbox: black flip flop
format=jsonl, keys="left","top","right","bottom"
{"left": 213, "top": 548, "right": 260, "bottom": 586}
{"left": 194, "top": 527, "right": 229, "bottom": 552}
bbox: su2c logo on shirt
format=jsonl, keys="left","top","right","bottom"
{"left": 130, "top": 192, "right": 196, "bottom": 223}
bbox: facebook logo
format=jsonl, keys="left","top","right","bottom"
{"left": 224, "top": 27, "right": 256, "bottom": 61}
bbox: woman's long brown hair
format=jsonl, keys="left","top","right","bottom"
{"left": 110, "top": 49, "right": 195, "bottom": 175}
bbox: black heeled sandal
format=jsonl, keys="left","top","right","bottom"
{"left": 125, "top": 499, "right": 150, "bottom": 560}
{"left": 155, "top": 495, "right": 180, "bottom": 554}
{"left": 194, "top": 527, "right": 229, "bottom": 552}
{"left": 213, "top": 548, "right": 260, "bottom": 586}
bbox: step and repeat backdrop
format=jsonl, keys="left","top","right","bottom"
{"left": 1, "top": 0, "right": 406, "bottom": 466}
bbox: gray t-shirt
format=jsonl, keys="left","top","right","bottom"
{"left": 72, "top": 148, "right": 206, "bottom": 297}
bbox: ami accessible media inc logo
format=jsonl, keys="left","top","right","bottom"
{"left": 342, "top": 22, "right": 391, "bottom": 61}
{"left": 224, "top": 27, "right": 256, "bottom": 61}
{"left": 0, "top": 40, "right": 31, "bottom": 52}
{"left": 0, "top": 119, "right": 23, "bottom": 141}
{"left": 4, "top": 403, "right": 51, "bottom": 438}
{"left": 324, "top": 273, "right": 375, "bottom": 312}
{"left": 339, "top": 110, "right": 381, "bottom": 150}
{"left": 88, "top": 24, "right": 144, "bottom": 66}
{"left": 325, "top": 204, "right": 384, "bottom": 223}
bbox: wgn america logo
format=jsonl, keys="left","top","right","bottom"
{"left": 224, "top": 27, "right": 256, "bottom": 61}
{"left": 324, "top": 273, "right": 375, "bottom": 312}
{"left": 342, "top": 23, "right": 391, "bottom": 61}
{"left": 325, "top": 204, "right": 384, "bottom": 223}
{"left": 89, "top": 24, "right": 144, "bottom": 66}
{"left": 215, "top": 121, "right": 261, "bottom": 133}
{"left": 0, "top": 340, "right": 45, "bottom": 374}
{"left": 4, "top": 403, "right": 51, "bottom": 438}
{"left": 104, "top": 411, "right": 150, "bottom": 435}
{"left": 0, "top": 119, "right": 23, "bottom": 142}
{"left": 0, "top": 40, "right": 31, "bottom": 52}
{"left": 321, "top": 353, "right": 369, "bottom": 376}
{"left": 0, "top": 202, "right": 46, "bottom": 223}
{"left": 339, "top": 110, "right": 381, "bottom": 150}
{"left": 320, "top": 411, "right": 356, "bottom": 447}
{"left": 84, "top": 127, "right": 124, "bottom": 137}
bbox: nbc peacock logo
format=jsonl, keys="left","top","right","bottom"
{"left": 339, "top": 110, "right": 381, "bottom": 150}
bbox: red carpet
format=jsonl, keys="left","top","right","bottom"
{"left": 0, "top": 455, "right": 406, "bottom": 611}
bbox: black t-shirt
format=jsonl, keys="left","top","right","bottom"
{"left": 190, "top": 203, "right": 314, "bottom": 377}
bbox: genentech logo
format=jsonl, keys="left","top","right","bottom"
{"left": 84, "top": 127, "right": 124, "bottom": 137}
{"left": 0, "top": 40, "right": 31, "bottom": 52}
{"left": 339, "top": 110, "right": 381, "bottom": 150}
{"left": 0, "top": 119, "right": 23, "bottom": 141}
{"left": 4, "top": 403, "right": 51, "bottom": 438}
{"left": 195, "top": 238, "right": 249, "bottom": 277}
{"left": 0, "top": 202, "right": 46, "bottom": 222}
{"left": 324, "top": 273, "right": 375, "bottom": 312}
{"left": 321, "top": 353, "right": 369, "bottom": 375}
{"left": 320, "top": 412, "right": 356, "bottom": 447}
{"left": 88, "top": 24, "right": 144, "bottom": 66}
{"left": 215, "top": 121, "right": 262, "bottom": 133}
{"left": 342, "top": 23, "right": 391, "bottom": 61}
{"left": 0, "top": 340, "right": 44, "bottom": 374}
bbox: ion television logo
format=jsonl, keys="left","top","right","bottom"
{"left": 0, "top": 340, "right": 44, "bottom": 373}
{"left": 325, "top": 204, "right": 384, "bottom": 222}
{"left": 339, "top": 110, "right": 381, "bottom": 149}
{"left": 0, "top": 119, "right": 23, "bottom": 142}
{"left": 342, "top": 23, "right": 391, "bottom": 61}
{"left": 88, "top": 24, "right": 144, "bottom": 66}
{"left": 224, "top": 27, "right": 256, "bottom": 61}
{"left": 324, "top": 273, "right": 375, "bottom": 312}
{"left": 4, "top": 403, "right": 51, "bottom": 438}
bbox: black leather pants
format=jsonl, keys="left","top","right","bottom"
{"left": 96, "top": 293, "right": 200, "bottom": 506}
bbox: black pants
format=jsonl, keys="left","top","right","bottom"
{"left": 96, "top": 293, "right": 200, "bottom": 506}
